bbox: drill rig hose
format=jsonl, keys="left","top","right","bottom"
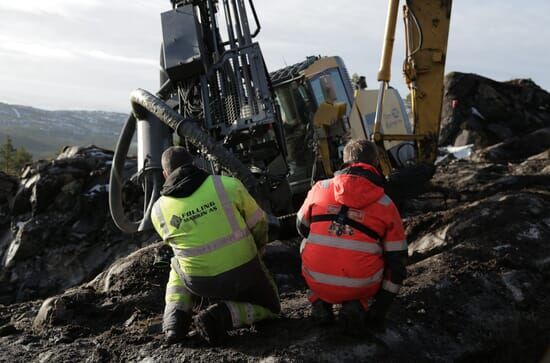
{"left": 129, "top": 88, "right": 259, "bottom": 193}
{"left": 109, "top": 88, "right": 262, "bottom": 234}
{"left": 109, "top": 113, "right": 140, "bottom": 233}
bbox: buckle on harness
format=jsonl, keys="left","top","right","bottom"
{"left": 330, "top": 205, "right": 352, "bottom": 236}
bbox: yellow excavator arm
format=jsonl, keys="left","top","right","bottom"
{"left": 373, "top": 0, "right": 453, "bottom": 175}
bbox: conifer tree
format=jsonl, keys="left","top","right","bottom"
{"left": 0, "top": 136, "right": 33, "bottom": 175}
{"left": 0, "top": 136, "right": 16, "bottom": 174}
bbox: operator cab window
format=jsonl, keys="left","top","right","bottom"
{"left": 310, "top": 69, "right": 352, "bottom": 115}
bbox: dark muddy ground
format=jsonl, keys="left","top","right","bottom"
{"left": 1, "top": 155, "right": 549, "bottom": 363}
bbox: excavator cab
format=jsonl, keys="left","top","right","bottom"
{"left": 271, "top": 55, "right": 415, "bottom": 196}
{"left": 270, "top": 56, "right": 354, "bottom": 195}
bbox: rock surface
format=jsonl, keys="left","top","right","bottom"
{"left": 440, "top": 73, "right": 550, "bottom": 157}
{"left": 0, "top": 171, "right": 18, "bottom": 228}
{"left": 0, "top": 146, "right": 155, "bottom": 305}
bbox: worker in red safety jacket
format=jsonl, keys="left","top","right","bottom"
{"left": 296, "top": 139, "right": 407, "bottom": 330}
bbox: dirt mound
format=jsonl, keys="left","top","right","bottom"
{"left": 0, "top": 146, "right": 155, "bottom": 304}
{"left": 31, "top": 243, "right": 166, "bottom": 334}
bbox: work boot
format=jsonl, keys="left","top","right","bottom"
{"left": 364, "top": 310, "right": 386, "bottom": 333}
{"left": 165, "top": 329, "right": 181, "bottom": 345}
{"left": 339, "top": 300, "right": 367, "bottom": 335}
{"left": 311, "top": 300, "right": 334, "bottom": 324}
{"left": 163, "top": 310, "right": 192, "bottom": 345}
{"left": 194, "top": 303, "right": 233, "bottom": 345}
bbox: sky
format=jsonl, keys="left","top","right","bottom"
{"left": 0, "top": 0, "right": 548, "bottom": 112}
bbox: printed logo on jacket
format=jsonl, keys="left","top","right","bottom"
{"left": 170, "top": 201, "right": 218, "bottom": 229}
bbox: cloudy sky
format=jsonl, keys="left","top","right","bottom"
{"left": 0, "top": 0, "right": 548, "bottom": 112}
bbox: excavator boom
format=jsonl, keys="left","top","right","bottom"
{"left": 372, "top": 0, "right": 453, "bottom": 174}
{"left": 404, "top": 0, "right": 453, "bottom": 163}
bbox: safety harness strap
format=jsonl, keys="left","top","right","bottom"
{"left": 310, "top": 209, "right": 382, "bottom": 241}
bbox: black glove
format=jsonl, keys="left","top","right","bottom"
{"left": 154, "top": 243, "right": 174, "bottom": 268}
{"left": 267, "top": 214, "right": 281, "bottom": 241}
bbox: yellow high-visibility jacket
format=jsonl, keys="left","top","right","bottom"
{"left": 152, "top": 174, "right": 267, "bottom": 277}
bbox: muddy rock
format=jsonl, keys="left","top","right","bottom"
{"left": 0, "top": 145, "right": 154, "bottom": 305}
{"left": 30, "top": 240, "right": 304, "bottom": 336}
{"left": 32, "top": 243, "right": 167, "bottom": 334}
{"left": 472, "top": 127, "right": 550, "bottom": 162}
{"left": 0, "top": 172, "right": 18, "bottom": 227}
{"left": 516, "top": 150, "right": 550, "bottom": 175}
{"left": 440, "top": 73, "right": 550, "bottom": 151}
{"left": 408, "top": 191, "right": 550, "bottom": 262}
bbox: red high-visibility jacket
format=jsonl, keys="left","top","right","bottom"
{"left": 297, "top": 162, "right": 407, "bottom": 307}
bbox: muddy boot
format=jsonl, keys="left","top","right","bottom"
{"left": 165, "top": 330, "right": 181, "bottom": 345}
{"left": 339, "top": 300, "right": 367, "bottom": 336}
{"left": 311, "top": 300, "right": 334, "bottom": 324}
{"left": 194, "top": 303, "right": 232, "bottom": 345}
{"left": 365, "top": 290, "right": 393, "bottom": 333}
{"left": 164, "top": 310, "right": 192, "bottom": 345}
{"left": 364, "top": 310, "right": 386, "bottom": 333}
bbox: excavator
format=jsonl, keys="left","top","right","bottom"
{"left": 109, "top": 0, "right": 452, "bottom": 234}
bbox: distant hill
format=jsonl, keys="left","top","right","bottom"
{"left": 0, "top": 102, "right": 127, "bottom": 159}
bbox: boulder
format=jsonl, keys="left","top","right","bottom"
{"left": 440, "top": 73, "right": 550, "bottom": 150}
{"left": 32, "top": 243, "right": 167, "bottom": 333}
{"left": 0, "top": 172, "right": 18, "bottom": 227}
{"left": 472, "top": 127, "right": 550, "bottom": 162}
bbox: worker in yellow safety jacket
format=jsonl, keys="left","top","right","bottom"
{"left": 151, "top": 146, "right": 280, "bottom": 345}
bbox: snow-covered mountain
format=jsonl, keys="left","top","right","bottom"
{"left": 0, "top": 102, "right": 127, "bottom": 158}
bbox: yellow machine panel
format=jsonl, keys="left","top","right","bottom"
{"left": 350, "top": 88, "right": 414, "bottom": 167}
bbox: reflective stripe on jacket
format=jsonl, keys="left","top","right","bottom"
{"left": 152, "top": 175, "right": 267, "bottom": 277}
{"left": 297, "top": 162, "right": 407, "bottom": 302}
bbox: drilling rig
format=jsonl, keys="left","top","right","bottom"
{"left": 110, "top": 0, "right": 292, "bottom": 233}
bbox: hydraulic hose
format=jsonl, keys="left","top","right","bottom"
{"left": 109, "top": 113, "right": 140, "bottom": 233}
{"left": 129, "top": 88, "right": 259, "bottom": 195}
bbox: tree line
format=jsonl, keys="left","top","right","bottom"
{"left": 0, "top": 136, "right": 32, "bottom": 176}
